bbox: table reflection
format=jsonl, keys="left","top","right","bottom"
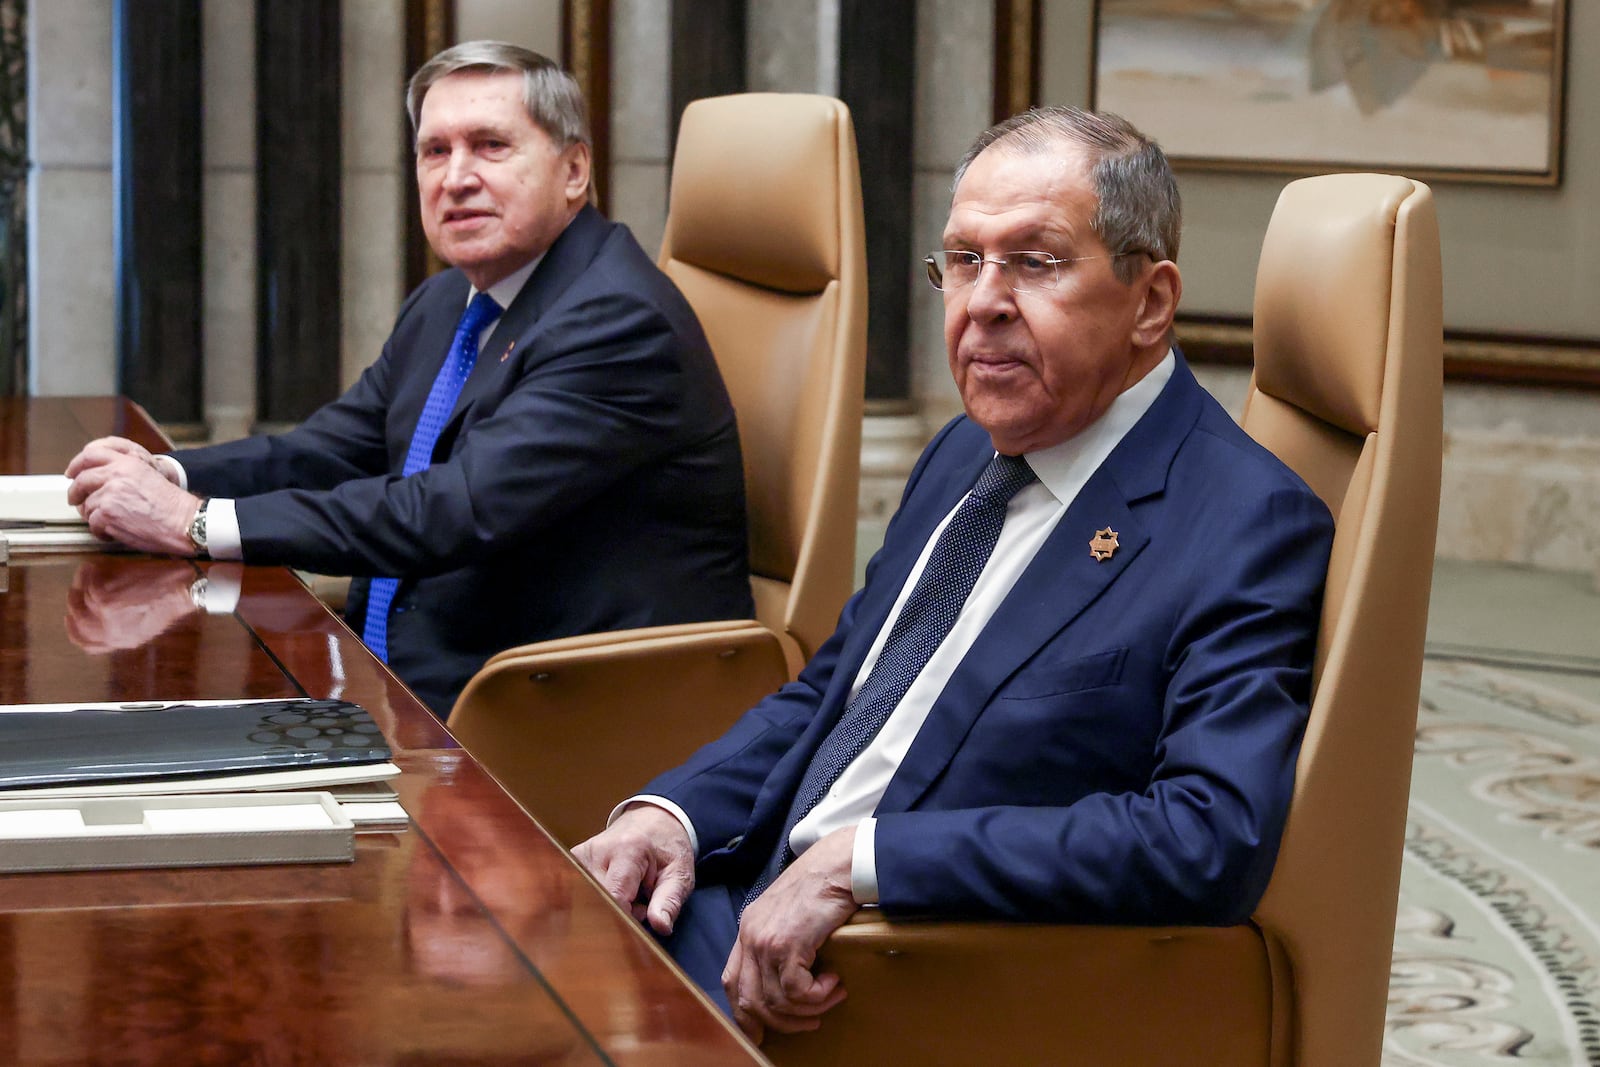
{"left": 404, "top": 776, "right": 574, "bottom": 984}
{"left": 63, "top": 557, "right": 245, "bottom": 655}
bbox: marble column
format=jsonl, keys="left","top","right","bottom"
{"left": 201, "top": 0, "right": 257, "bottom": 442}
{"left": 607, "top": 0, "right": 670, "bottom": 256}
{"left": 27, "top": 0, "right": 115, "bottom": 396}
{"left": 341, "top": 0, "right": 404, "bottom": 393}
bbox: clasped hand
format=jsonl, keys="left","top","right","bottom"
{"left": 64, "top": 437, "right": 201, "bottom": 556}
{"left": 574, "top": 809, "right": 859, "bottom": 1044}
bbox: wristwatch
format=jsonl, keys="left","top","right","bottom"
{"left": 187, "top": 499, "right": 210, "bottom": 558}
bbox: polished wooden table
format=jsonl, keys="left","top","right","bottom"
{"left": 0, "top": 397, "right": 765, "bottom": 1066}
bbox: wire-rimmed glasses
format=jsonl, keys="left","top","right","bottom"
{"left": 923, "top": 249, "right": 1140, "bottom": 293}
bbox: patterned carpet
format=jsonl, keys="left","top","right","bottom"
{"left": 1386, "top": 658, "right": 1600, "bottom": 1066}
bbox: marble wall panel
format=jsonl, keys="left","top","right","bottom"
{"left": 341, "top": 0, "right": 405, "bottom": 392}
{"left": 913, "top": 0, "right": 990, "bottom": 171}
{"left": 748, "top": 0, "right": 831, "bottom": 94}
{"left": 342, "top": 170, "right": 405, "bottom": 388}
{"left": 203, "top": 0, "right": 254, "bottom": 170}
{"left": 1439, "top": 434, "right": 1600, "bottom": 579}
{"left": 27, "top": 0, "right": 114, "bottom": 394}
{"left": 607, "top": 0, "right": 670, "bottom": 248}
{"left": 1187, "top": 363, "right": 1600, "bottom": 579}
{"left": 202, "top": 170, "right": 255, "bottom": 442}
{"left": 202, "top": 0, "right": 256, "bottom": 440}
{"left": 28, "top": 169, "right": 115, "bottom": 395}
{"left": 26, "top": 0, "right": 112, "bottom": 168}
{"left": 609, "top": 161, "right": 667, "bottom": 260}
{"left": 343, "top": 0, "right": 404, "bottom": 171}
{"left": 909, "top": 0, "right": 988, "bottom": 422}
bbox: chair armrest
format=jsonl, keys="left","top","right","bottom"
{"left": 294, "top": 571, "right": 351, "bottom": 612}
{"left": 448, "top": 622, "right": 792, "bottom": 846}
{"left": 764, "top": 913, "right": 1281, "bottom": 1067}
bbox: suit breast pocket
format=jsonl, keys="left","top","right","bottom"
{"left": 995, "top": 647, "right": 1129, "bottom": 701}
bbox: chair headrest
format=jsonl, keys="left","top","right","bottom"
{"left": 1252, "top": 173, "right": 1420, "bottom": 436}
{"left": 662, "top": 93, "right": 849, "bottom": 295}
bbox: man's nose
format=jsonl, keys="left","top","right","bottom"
{"left": 442, "top": 149, "right": 480, "bottom": 192}
{"left": 964, "top": 258, "right": 1016, "bottom": 320}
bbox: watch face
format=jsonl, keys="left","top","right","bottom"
{"left": 189, "top": 505, "right": 208, "bottom": 551}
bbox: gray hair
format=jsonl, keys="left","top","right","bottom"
{"left": 954, "top": 107, "right": 1180, "bottom": 283}
{"left": 406, "top": 40, "right": 591, "bottom": 152}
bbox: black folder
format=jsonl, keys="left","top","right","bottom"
{"left": 0, "top": 699, "right": 393, "bottom": 791}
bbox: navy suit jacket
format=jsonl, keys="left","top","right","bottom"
{"left": 647, "top": 354, "right": 1333, "bottom": 925}
{"left": 173, "top": 206, "right": 754, "bottom": 714}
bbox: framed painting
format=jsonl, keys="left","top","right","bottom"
{"left": 1091, "top": 0, "right": 1569, "bottom": 186}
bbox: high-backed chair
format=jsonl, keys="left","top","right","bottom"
{"left": 765, "top": 174, "right": 1442, "bottom": 1067}
{"left": 447, "top": 93, "right": 867, "bottom": 846}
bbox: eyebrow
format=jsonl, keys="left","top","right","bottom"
{"left": 417, "top": 123, "right": 517, "bottom": 147}
{"left": 941, "top": 225, "right": 1078, "bottom": 250}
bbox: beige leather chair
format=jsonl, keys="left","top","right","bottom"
{"left": 765, "top": 174, "right": 1443, "bottom": 1067}
{"left": 447, "top": 93, "right": 867, "bottom": 847}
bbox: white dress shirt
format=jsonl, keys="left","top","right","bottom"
{"left": 165, "top": 257, "right": 541, "bottom": 560}
{"left": 628, "top": 352, "right": 1175, "bottom": 903}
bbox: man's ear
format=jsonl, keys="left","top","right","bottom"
{"left": 1131, "top": 260, "right": 1182, "bottom": 348}
{"left": 562, "top": 142, "right": 593, "bottom": 206}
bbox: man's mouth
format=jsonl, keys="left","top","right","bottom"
{"left": 442, "top": 208, "right": 494, "bottom": 224}
{"left": 965, "top": 350, "right": 1027, "bottom": 373}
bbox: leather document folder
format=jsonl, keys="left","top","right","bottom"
{"left": 0, "top": 698, "right": 393, "bottom": 792}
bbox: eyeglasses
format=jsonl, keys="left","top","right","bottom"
{"left": 923, "top": 249, "right": 1142, "bottom": 293}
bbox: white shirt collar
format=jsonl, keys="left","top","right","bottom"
{"left": 1024, "top": 349, "right": 1175, "bottom": 504}
{"left": 470, "top": 253, "right": 543, "bottom": 312}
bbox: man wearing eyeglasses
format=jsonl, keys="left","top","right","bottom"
{"left": 576, "top": 106, "right": 1334, "bottom": 1042}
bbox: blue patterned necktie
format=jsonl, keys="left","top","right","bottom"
{"left": 741, "top": 451, "right": 1037, "bottom": 914}
{"left": 362, "top": 291, "right": 501, "bottom": 662}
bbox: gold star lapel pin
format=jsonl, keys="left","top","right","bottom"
{"left": 1089, "top": 527, "right": 1119, "bottom": 562}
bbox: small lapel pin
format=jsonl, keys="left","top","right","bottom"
{"left": 1089, "top": 527, "right": 1119, "bottom": 562}
{"left": 498, "top": 340, "right": 516, "bottom": 363}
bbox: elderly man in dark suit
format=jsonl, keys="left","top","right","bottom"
{"left": 65, "top": 42, "right": 752, "bottom": 715}
{"left": 575, "top": 106, "right": 1334, "bottom": 1043}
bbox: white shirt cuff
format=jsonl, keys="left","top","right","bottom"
{"left": 611, "top": 795, "right": 699, "bottom": 856}
{"left": 851, "top": 816, "right": 879, "bottom": 904}
{"left": 154, "top": 454, "right": 187, "bottom": 489}
{"left": 192, "top": 566, "right": 242, "bottom": 614}
{"left": 205, "top": 498, "right": 244, "bottom": 561}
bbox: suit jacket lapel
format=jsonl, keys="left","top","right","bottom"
{"left": 878, "top": 356, "right": 1206, "bottom": 814}
{"left": 444, "top": 205, "right": 614, "bottom": 428}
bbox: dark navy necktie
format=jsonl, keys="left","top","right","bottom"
{"left": 741, "top": 451, "right": 1037, "bottom": 914}
{"left": 362, "top": 291, "right": 501, "bottom": 662}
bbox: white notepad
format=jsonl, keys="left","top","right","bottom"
{"left": 0, "top": 475, "right": 82, "bottom": 523}
{"left": 0, "top": 475, "right": 109, "bottom": 552}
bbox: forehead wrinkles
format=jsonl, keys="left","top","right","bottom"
{"left": 418, "top": 74, "right": 525, "bottom": 129}
{"left": 944, "top": 147, "right": 1097, "bottom": 247}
